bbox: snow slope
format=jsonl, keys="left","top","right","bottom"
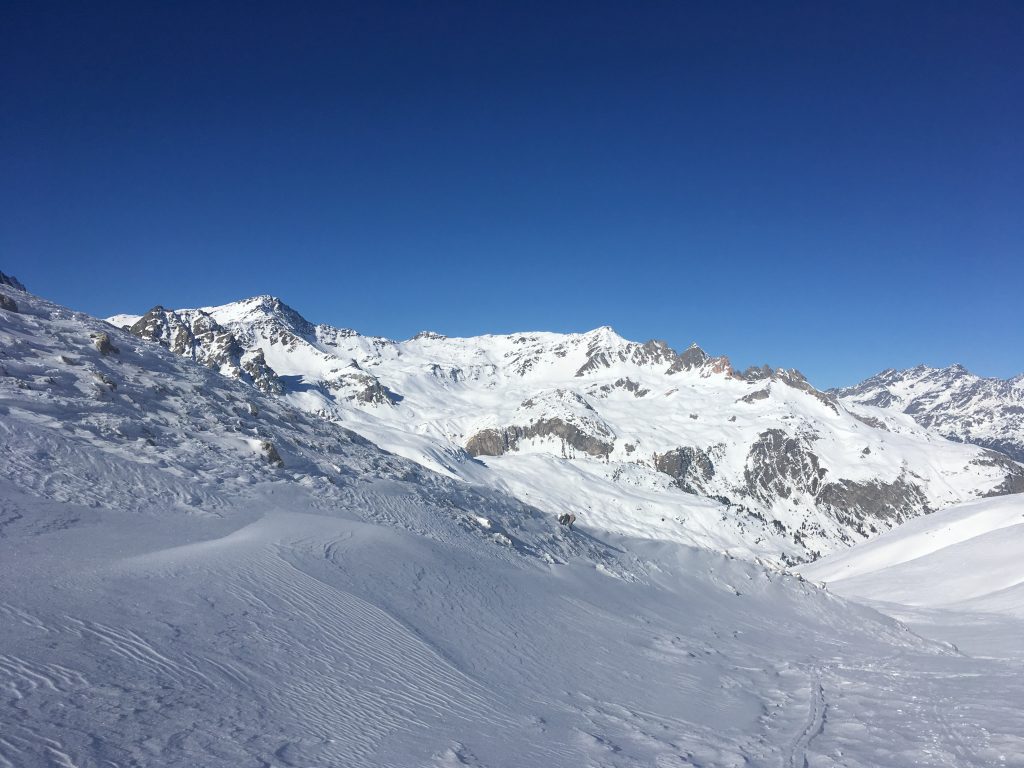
{"left": 835, "top": 364, "right": 1024, "bottom": 462}
{"left": 109, "top": 296, "right": 1024, "bottom": 564}
{"left": 1, "top": 281, "right": 1022, "bottom": 765}
{"left": 802, "top": 493, "right": 1024, "bottom": 664}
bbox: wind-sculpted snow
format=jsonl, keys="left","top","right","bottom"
{"left": 110, "top": 295, "right": 1023, "bottom": 563}
{"left": 4, "top": 281, "right": 1024, "bottom": 765}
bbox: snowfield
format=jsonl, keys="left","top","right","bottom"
{"left": 802, "top": 493, "right": 1024, "bottom": 664}
{"left": 2, "top": 281, "right": 1024, "bottom": 766}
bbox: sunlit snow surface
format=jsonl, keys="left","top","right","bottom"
{"left": 3, "top": 286, "right": 1024, "bottom": 766}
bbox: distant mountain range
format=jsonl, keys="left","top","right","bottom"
{"left": 834, "top": 365, "right": 1024, "bottom": 462}
{"left": 107, "top": 296, "right": 1023, "bottom": 564}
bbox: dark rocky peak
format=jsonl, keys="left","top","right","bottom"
{"left": 740, "top": 364, "right": 775, "bottom": 382}
{"left": 0, "top": 271, "right": 27, "bottom": 291}
{"left": 130, "top": 306, "right": 190, "bottom": 348}
{"left": 412, "top": 330, "right": 447, "bottom": 341}
{"left": 630, "top": 339, "right": 677, "bottom": 367}
{"left": 666, "top": 343, "right": 736, "bottom": 377}
{"left": 677, "top": 343, "right": 709, "bottom": 367}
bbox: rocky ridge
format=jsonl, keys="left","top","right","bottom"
{"left": 836, "top": 365, "right": 1024, "bottom": 462}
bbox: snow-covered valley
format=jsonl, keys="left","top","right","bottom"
{"left": 3, "top": 278, "right": 1024, "bottom": 766}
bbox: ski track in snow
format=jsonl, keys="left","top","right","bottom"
{"left": 786, "top": 666, "right": 826, "bottom": 768}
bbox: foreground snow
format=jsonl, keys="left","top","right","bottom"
{"left": 3, "top": 282, "right": 1024, "bottom": 765}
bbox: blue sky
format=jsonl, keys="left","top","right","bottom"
{"left": 2, "top": 1, "right": 1021, "bottom": 388}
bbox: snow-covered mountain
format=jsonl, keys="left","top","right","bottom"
{"left": 9, "top": 279, "right": 1024, "bottom": 766}
{"left": 835, "top": 364, "right": 1024, "bottom": 462}
{"left": 108, "top": 296, "right": 1024, "bottom": 564}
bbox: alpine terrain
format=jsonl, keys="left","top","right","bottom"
{"left": 108, "top": 296, "right": 1024, "bottom": 564}
{"left": 2, "top": 276, "right": 1023, "bottom": 766}
{"left": 835, "top": 365, "right": 1024, "bottom": 462}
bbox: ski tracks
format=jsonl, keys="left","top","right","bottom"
{"left": 786, "top": 666, "right": 826, "bottom": 768}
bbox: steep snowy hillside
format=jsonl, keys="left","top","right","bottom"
{"left": 836, "top": 365, "right": 1024, "bottom": 462}
{"left": 8, "top": 282, "right": 1024, "bottom": 765}
{"left": 109, "top": 297, "right": 1024, "bottom": 563}
{"left": 802, "top": 493, "right": 1024, "bottom": 662}
{"left": 804, "top": 494, "right": 1024, "bottom": 611}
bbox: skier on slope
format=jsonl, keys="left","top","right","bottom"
{"left": 557, "top": 512, "right": 576, "bottom": 530}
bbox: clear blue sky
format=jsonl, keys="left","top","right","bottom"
{"left": 2, "top": 1, "right": 1021, "bottom": 388}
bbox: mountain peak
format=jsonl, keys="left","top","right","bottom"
{"left": 412, "top": 330, "right": 447, "bottom": 341}
{"left": 204, "top": 295, "right": 312, "bottom": 334}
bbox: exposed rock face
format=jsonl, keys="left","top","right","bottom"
{"left": 259, "top": 440, "right": 284, "bottom": 467}
{"left": 667, "top": 344, "right": 709, "bottom": 372}
{"left": 240, "top": 350, "right": 282, "bottom": 396}
{"left": 736, "top": 366, "right": 839, "bottom": 413}
{"left": 816, "top": 476, "right": 928, "bottom": 529}
{"left": 0, "top": 294, "right": 18, "bottom": 313}
{"left": 0, "top": 272, "right": 26, "bottom": 291}
{"left": 851, "top": 412, "right": 889, "bottom": 431}
{"left": 466, "top": 417, "right": 615, "bottom": 458}
{"left": 653, "top": 446, "right": 717, "bottom": 494}
{"left": 322, "top": 370, "right": 400, "bottom": 406}
{"left": 91, "top": 332, "right": 119, "bottom": 356}
{"left": 836, "top": 364, "right": 1024, "bottom": 462}
{"left": 770, "top": 369, "right": 840, "bottom": 413}
{"left": 744, "top": 429, "right": 827, "bottom": 503}
{"left": 665, "top": 344, "right": 735, "bottom": 377}
{"left": 974, "top": 450, "right": 1024, "bottom": 496}
{"left": 593, "top": 378, "right": 650, "bottom": 398}
{"left": 574, "top": 330, "right": 676, "bottom": 377}
{"left": 129, "top": 307, "right": 282, "bottom": 394}
{"left": 465, "top": 428, "right": 514, "bottom": 457}
{"left": 740, "top": 388, "right": 770, "bottom": 404}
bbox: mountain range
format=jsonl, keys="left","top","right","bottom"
{"left": 834, "top": 365, "right": 1024, "bottom": 462}
{"left": 107, "top": 295, "right": 1023, "bottom": 564}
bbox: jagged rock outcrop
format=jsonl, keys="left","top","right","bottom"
{"left": 743, "top": 429, "right": 828, "bottom": 503}
{"left": 0, "top": 271, "right": 26, "bottom": 291}
{"left": 259, "top": 440, "right": 284, "bottom": 467}
{"left": 322, "top": 370, "right": 400, "bottom": 406}
{"left": 736, "top": 366, "right": 839, "bottom": 413}
{"left": 593, "top": 378, "right": 650, "bottom": 398}
{"left": 574, "top": 329, "right": 676, "bottom": 377}
{"left": 653, "top": 446, "right": 717, "bottom": 494}
{"left": 466, "top": 392, "right": 616, "bottom": 458}
{"left": 974, "top": 450, "right": 1024, "bottom": 495}
{"left": 0, "top": 294, "right": 18, "bottom": 313}
{"left": 466, "top": 417, "right": 615, "bottom": 458}
{"left": 129, "top": 307, "right": 282, "bottom": 394}
{"left": 91, "top": 332, "right": 119, "bottom": 356}
{"left": 666, "top": 344, "right": 736, "bottom": 377}
{"left": 740, "top": 388, "right": 770, "bottom": 404}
